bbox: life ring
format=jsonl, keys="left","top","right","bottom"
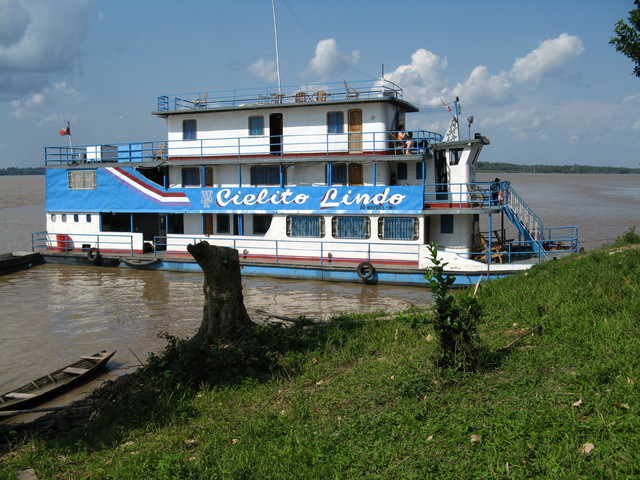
{"left": 356, "top": 261, "right": 376, "bottom": 281}
{"left": 87, "top": 247, "right": 101, "bottom": 263}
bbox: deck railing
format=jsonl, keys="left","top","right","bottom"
{"left": 44, "top": 129, "right": 444, "bottom": 165}
{"left": 156, "top": 79, "right": 404, "bottom": 112}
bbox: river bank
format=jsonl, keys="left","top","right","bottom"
{"left": 2, "top": 238, "right": 639, "bottom": 479}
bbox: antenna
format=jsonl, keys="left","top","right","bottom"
{"left": 272, "top": 0, "right": 282, "bottom": 94}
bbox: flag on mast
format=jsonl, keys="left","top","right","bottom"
{"left": 441, "top": 99, "right": 452, "bottom": 112}
{"left": 59, "top": 124, "right": 71, "bottom": 136}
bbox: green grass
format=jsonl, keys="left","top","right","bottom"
{"left": 2, "top": 245, "right": 640, "bottom": 479}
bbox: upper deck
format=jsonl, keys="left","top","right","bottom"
{"left": 154, "top": 79, "right": 417, "bottom": 115}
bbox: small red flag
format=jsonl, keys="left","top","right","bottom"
{"left": 59, "top": 126, "right": 70, "bottom": 136}
{"left": 441, "top": 99, "right": 452, "bottom": 112}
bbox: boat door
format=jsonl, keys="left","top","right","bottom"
{"left": 348, "top": 163, "right": 363, "bottom": 185}
{"left": 434, "top": 150, "right": 449, "bottom": 200}
{"left": 348, "top": 109, "right": 363, "bottom": 153}
{"left": 270, "top": 113, "right": 283, "bottom": 155}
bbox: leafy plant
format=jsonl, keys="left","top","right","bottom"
{"left": 424, "top": 243, "right": 483, "bottom": 372}
{"left": 612, "top": 225, "right": 640, "bottom": 246}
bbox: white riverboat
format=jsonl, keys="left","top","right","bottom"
{"left": 34, "top": 79, "right": 578, "bottom": 285}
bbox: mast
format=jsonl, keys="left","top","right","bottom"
{"left": 272, "top": 0, "right": 282, "bottom": 94}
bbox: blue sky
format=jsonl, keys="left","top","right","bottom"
{"left": 1, "top": 0, "right": 639, "bottom": 169}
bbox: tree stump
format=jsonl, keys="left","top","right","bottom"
{"left": 187, "top": 241, "right": 254, "bottom": 344}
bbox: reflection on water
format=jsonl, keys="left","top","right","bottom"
{"left": 0, "top": 264, "right": 432, "bottom": 390}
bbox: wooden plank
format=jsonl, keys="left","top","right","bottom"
{"left": 63, "top": 367, "right": 89, "bottom": 375}
{"left": 4, "top": 392, "right": 37, "bottom": 399}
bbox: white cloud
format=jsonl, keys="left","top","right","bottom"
{"left": 0, "top": 0, "right": 30, "bottom": 48}
{"left": 304, "top": 39, "right": 360, "bottom": 78}
{"left": 0, "top": 0, "right": 94, "bottom": 100}
{"left": 247, "top": 58, "right": 278, "bottom": 83}
{"left": 511, "top": 33, "right": 585, "bottom": 87}
{"left": 631, "top": 119, "right": 640, "bottom": 132}
{"left": 385, "top": 48, "right": 448, "bottom": 102}
{"left": 384, "top": 34, "right": 584, "bottom": 110}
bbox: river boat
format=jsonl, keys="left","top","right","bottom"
{"left": 0, "top": 252, "right": 43, "bottom": 275}
{"left": 34, "top": 79, "right": 578, "bottom": 285}
{"left": 0, "top": 350, "right": 115, "bottom": 414}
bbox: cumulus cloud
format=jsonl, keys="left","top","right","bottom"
{"left": 511, "top": 33, "right": 585, "bottom": 87}
{"left": 385, "top": 34, "right": 584, "bottom": 109}
{"left": 304, "top": 39, "right": 360, "bottom": 78}
{"left": 10, "top": 82, "right": 82, "bottom": 124}
{"left": 247, "top": 58, "right": 279, "bottom": 83}
{"left": 0, "top": 0, "right": 94, "bottom": 100}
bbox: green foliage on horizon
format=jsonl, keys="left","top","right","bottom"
{"left": 2, "top": 238, "right": 640, "bottom": 478}
{"left": 477, "top": 161, "right": 640, "bottom": 174}
{"left": 0, "top": 167, "right": 44, "bottom": 176}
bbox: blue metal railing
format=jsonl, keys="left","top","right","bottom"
{"left": 44, "top": 129, "right": 444, "bottom": 165}
{"left": 155, "top": 79, "right": 404, "bottom": 112}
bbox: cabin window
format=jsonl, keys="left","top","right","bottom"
{"left": 378, "top": 217, "right": 419, "bottom": 240}
{"left": 182, "top": 167, "right": 200, "bottom": 187}
{"left": 327, "top": 163, "right": 347, "bottom": 185}
{"left": 101, "top": 213, "right": 131, "bottom": 232}
{"left": 250, "top": 165, "right": 282, "bottom": 186}
{"left": 415, "top": 162, "right": 424, "bottom": 180}
{"left": 327, "top": 112, "right": 344, "bottom": 134}
{"left": 73, "top": 214, "right": 79, "bottom": 223}
{"left": 332, "top": 216, "right": 370, "bottom": 239}
{"left": 449, "top": 148, "right": 464, "bottom": 165}
{"left": 253, "top": 214, "right": 273, "bottom": 235}
{"left": 441, "top": 214, "right": 454, "bottom": 234}
{"left": 86, "top": 214, "right": 91, "bottom": 222}
{"left": 249, "top": 116, "right": 264, "bottom": 136}
{"left": 397, "top": 163, "right": 407, "bottom": 181}
{"left": 68, "top": 170, "right": 96, "bottom": 190}
{"left": 167, "top": 214, "right": 184, "bottom": 234}
{"left": 51, "top": 214, "right": 56, "bottom": 222}
{"left": 217, "top": 214, "right": 230, "bottom": 234}
{"left": 182, "top": 119, "right": 197, "bottom": 140}
{"left": 287, "top": 216, "right": 324, "bottom": 238}
{"left": 61, "top": 214, "right": 67, "bottom": 222}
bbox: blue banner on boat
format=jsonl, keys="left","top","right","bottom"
{"left": 46, "top": 167, "right": 424, "bottom": 214}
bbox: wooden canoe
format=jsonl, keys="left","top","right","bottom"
{"left": 120, "top": 257, "right": 161, "bottom": 269}
{"left": 0, "top": 252, "right": 44, "bottom": 275}
{"left": 0, "top": 350, "right": 115, "bottom": 413}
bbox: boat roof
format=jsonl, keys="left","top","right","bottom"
{"left": 152, "top": 79, "right": 420, "bottom": 117}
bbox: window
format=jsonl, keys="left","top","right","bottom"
{"left": 73, "top": 214, "right": 79, "bottom": 223}
{"left": 328, "top": 163, "right": 347, "bottom": 185}
{"left": 397, "top": 162, "right": 407, "bottom": 181}
{"left": 61, "top": 214, "right": 67, "bottom": 222}
{"left": 249, "top": 116, "right": 264, "bottom": 135}
{"left": 68, "top": 170, "right": 96, "bottom": 190}
{"left": 253, "top": 215, "right": 273, "bottom": 235}
{"left": 378, "top": 217, "right": 419, "bottom": 240}
{"left": 415, "top": 162, "right": 424, "bottom": 180}
{"left": 101, "top": 213, "right": 131, "bottom": 232}
{"left": 182, "top": 119, "right": 197, "bottom": 140}
{"left": 287, "top": 216, "right": 324, "bottom": 238}
{"left": 51, "top": 214, "right": 56, "bottom": 222}
{"left": 449, "top": 148, "right": 463, "bottom": 165}
{"left": 250, "top": 165, "right": 282, "bottom": 185}
{"left": 327, "top": 112, "right": 344, "bottom": 134}
{"left": 441, "top": 214, "right": 454, "bottom": 234}
{"left": 86, "top": 214, "right": 92, "bottom": 222}
{"left": 217, "top": 214, "right": 230, "bottom": 234}
{"left": 182, "top": 167, "right": 200, "bottom": 187}
{"left": 332, "top": 216, "right": 370, "bottom": 239}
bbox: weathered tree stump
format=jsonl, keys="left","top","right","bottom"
{"left": 187, "top": 241, "right": 254, "bottom": 344}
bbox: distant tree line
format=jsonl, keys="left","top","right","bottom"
{"left": 477, "top": 162, "right": 640, "bottom": 174}
{"left": 0, "top": 167, "right": 45, "bottom": 176}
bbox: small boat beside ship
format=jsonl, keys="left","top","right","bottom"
{"left": 33, "top": 79, "right": 578, "bottom": 285}
{"left": 0, "top": 252, "right": 43, "bottom": 275}
{"left": 0, "top": 351, "right": 115, "bottom": 415}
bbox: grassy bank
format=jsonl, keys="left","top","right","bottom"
{"left": 2, "top": 243, "right": 640, "bottom": 479}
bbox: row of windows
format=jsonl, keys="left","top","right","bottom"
{"left": 51, "top": 214, "right": 92, "bottom": 223}
{"left": 287, "top": 216, "right": 420, "bottom": 240}
{"left": 183, "top": 111, "right": 347, "bottom": 140}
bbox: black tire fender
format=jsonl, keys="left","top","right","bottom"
{"left": 87, "top": 247, "right": 101, "bottom": 263}
{"left": 356, "top": 261, "right": 375, "bottom": 281}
